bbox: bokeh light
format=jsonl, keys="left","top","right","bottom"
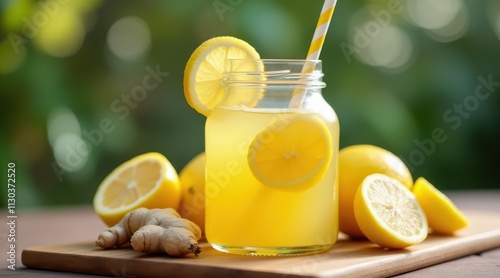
{"left": 47, "top": 107, "right": 81, "bottom": 147}
{"left": 107, "top": 16, "right": 151, "bottom": 60}
{"left": 34, "top": 9, "right": 86, "bottom": 57}
{"left": 425, "top": 8, "right": 469, "bottom": 43}
{"left": 406, "top": 0, "right": 469, "bottom": 42}
{"left": 345, "top": 5, "right": 414, "bottom": 72}
{"left": 407, "top": 0, "right": 461, "bottom": 30}
{"left": 53, "top": 133, "right": 88, "bottom": 172}
{"left": 1, "top": 0, "right": 32, "bottom": 30}
{"left": 354, "top": 24, "right": 413, "bottom": 71}
{"left": 0, "top": 38, "right": 26, "bottom": 74}
{"left": 47, "top": 107, "right": 88, "bottom": 172}
{"left": 489, "top": 0, "right": 500, "bottom": 42}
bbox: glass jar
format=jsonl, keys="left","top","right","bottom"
{"left": 205, "top": 59, "right": 339, "bottom": 256}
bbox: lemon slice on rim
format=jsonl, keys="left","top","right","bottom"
{"left": 183, "top": 36, "right": 261, "bottom": 116}
{"left": 354, "top": 173, "right": 428, "bottom": 249}
{"left": 93, "top": 152, "right": 181, "bottom": 227}
{"left": 412, "top": 177, "right": 469, "bottom": 234}
{"left": 247, "top": 114, "right": 332, "bottom": 189}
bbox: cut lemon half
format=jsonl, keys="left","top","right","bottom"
{"left": 93, "top": 152, "right": 181, "bottom": 227}
{"left": 354, "top": 173, "right": 428, "bottom": 249}
{"left": 338, "top": 144, "right": 414, "bottom": 238}
{"left": 412, "top": 177, "right": 469, "bottom": 234}
{"left": 183, "top": 36, "right": 261, "bottom": 116}
{"left": 247, "top": 114, "right": 332, "bottom": 189}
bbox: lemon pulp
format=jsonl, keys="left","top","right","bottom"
{"left": 354, "top": 173, "right": 428, "bottom": 248}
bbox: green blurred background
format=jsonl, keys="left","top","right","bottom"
{"left": 1, "top": 0, "right": 499, "bottom": 208}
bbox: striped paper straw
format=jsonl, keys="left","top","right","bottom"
{"left": 289, "top": 0, "right": 337, "bottom": 108}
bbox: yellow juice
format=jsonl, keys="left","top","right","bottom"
{"left": 205, "top": 106, "right": 339, "bottom": 255}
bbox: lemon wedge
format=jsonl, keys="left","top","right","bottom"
{"left": 247, "top": 114, "right": 332, "bottom": 189}
{"left": 93, "top": 152, "right": 181, "bottom": 227}
{"left": 354, "top": 173, "right": 428, "bottom": 248}
{"left": 412, "top": 177, "right": 469, "bottom": 234}
{"left": 183, "top": 36, "right": 261, "bottom": 116}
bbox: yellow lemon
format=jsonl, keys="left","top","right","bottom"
{"left": 339, "top": 144, "right": 413, "bottom": 238}
{"left": 247, "top": 114, "right": 332, "bottom": 189}
{"left": 178, "top": 152, "right": 206, "bottom": 233}
{"left": 412, "top": 177, "right": 469, "bottom": 234}
{"left": 93, "top": 152, "right": 181, "bottom": 227}
{"left": 354, "top": 173, "right": 428, "bottom": 249}
{"left": 183, "top": 36, "right": 261, "bottom": 116}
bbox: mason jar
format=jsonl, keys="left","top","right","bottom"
{"left": 205, "top": 59, "right": 339, "bottom": 256}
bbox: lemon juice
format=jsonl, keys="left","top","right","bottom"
{"left": 205, "top": 106, "right": 339, "bottom": 255}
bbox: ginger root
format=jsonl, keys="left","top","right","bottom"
{"left": 96, "top": 208, "right": 201, "bottom": 257}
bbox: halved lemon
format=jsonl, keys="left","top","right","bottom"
{"left": 247, "top": 114, "right": 332, "bottom": 189}
{"left": 338, "top": 144, "right": 414, "bottom": 238}
{"left": 93, "top": 152, "right": 181, "bottom": 227}
{"left": 354, "top": 173, "right": 428, "bottom": 248}
{"left": 412, "top": 177, "right": 469, "bottom": 234}
{"left": 183, "top": 36, "right": 261, "bottom": 116}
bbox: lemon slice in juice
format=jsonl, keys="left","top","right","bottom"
{"left": 247, "top": 114, "right": 332, "bottom": 189}
{"left": 412, "top": 177, "right": 469, "bottom": 234}
{"left": 183, "top": 36, "right": 261, "bottom": 116}
{"left": 93, "top": 152, "right": 181, "bottom": 227}
{"left": 354, "top": 173, "right": 428, "bottom": 248}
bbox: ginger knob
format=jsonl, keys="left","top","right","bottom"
{"left": 96, "top": 208, "right": 202, "bottom": 257}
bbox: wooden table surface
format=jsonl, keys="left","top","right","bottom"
{"left": 1, "top": 190, "right": 499, "bottom": 277}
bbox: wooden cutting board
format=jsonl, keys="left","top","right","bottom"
{"left": 22, "top": 210, "right": 500, "bottom": 278}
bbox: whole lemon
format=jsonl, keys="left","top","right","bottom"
{"left": 178, "top": 152, "right": 206, "bottom": 234}
{"left": 339, "top": 144, "right": 413, "bottom": 238}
